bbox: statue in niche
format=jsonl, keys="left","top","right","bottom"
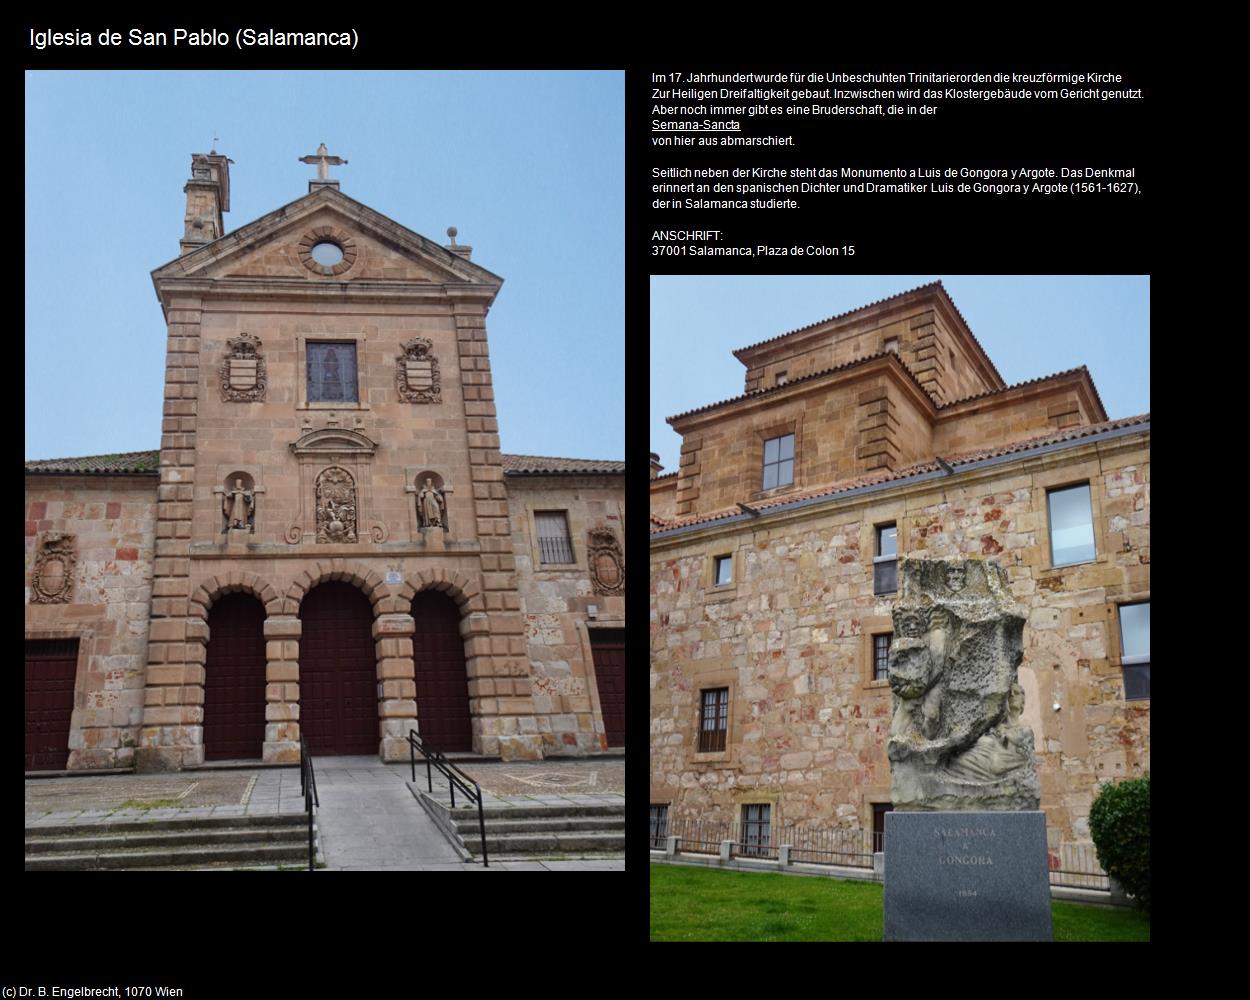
{"left": 315, "top": 466, "right": 357, "bottom": 543}
{"left": 416, "top": 477, "right": 446, "bottom": 529}
{"left": 221, "top": 478, "right": 255, "bottom": 533}
{"left": 886, "top": 557, "right": 1039, "bottom": 811}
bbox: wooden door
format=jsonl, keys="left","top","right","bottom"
{"left": 25, "top": 639, "right": 80, "bottom": 770}
{"left": 203, "top": 593, "right": 267, "bottom": 761}
{"left": 411, "top": 591, "right": 473, "bottom": 752}
{"left": 590, "top": 629, "right": 626, "bottom": 748}
{"left": 299, "top": 582, "right": 378, "bottom": 755}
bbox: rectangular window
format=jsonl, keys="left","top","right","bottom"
{"left": 1048, "top": 483, "right": 1096, "bottom": 566}
{"left": 698, "top": 688, "right": 729, "bottom": 753}
{"left": 714, "top": 554, "right": 733, "bottom": 587}
{"left": 874, "top": 523, "right": 898, "bottom": 595}
{"left": 650, "top": 804, "right": 669, "bottom": 849}
{"left": 775, "top": 370, "right": 788, "bottom": 385}
{"left": 535, "top": 511, "right": 575, "bottom": 565}
{"left": 884, "top": 336, "right": 899, "bottom": 354}
{"left": 741, "top": 803, "right": 771, "bottom": 857}
{"left": 873, "top": 633, "right": 892, "bottom": 681}
{"left": 306, "top": 342, "right": 359, "bottom": 403}
{"left": 1119, "top": 601, "right": 1150, "bottom": 700}
{"left": 762, "top": 433, "right": 795, "bottom": 490}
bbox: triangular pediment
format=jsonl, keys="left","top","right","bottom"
{"left": 152, "top": 186, "right": 502, "bottom": 294}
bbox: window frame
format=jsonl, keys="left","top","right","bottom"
{"left": 534, "top": 509, "right": 576, "bottom": 566}
{"left": 872, "top": 632, "right": 892, "bottom": 681}
{"left": 698, "top": 687, "right": 729, "bottom": 753}
{"left": 740, "top": 803, "right": 771, "bottom": 857}
{"left": 761, "top": 432, "right": 796, "bottom": 492}
{"left": 295, "top": 334, "right": 371, "bottom": 412}
{"left": 305, "top": 339, "right": 360, "bottom": 404}
{"left": 649, "top": 804, "right": 669, "bottom": 849}
{"left": 713, "top": 554, "right": 733, "bottom": 587}
{"left": 1046, "top": 481, "right": 1097, "bottom": 569}
{"left": 1118, "top": 600, "right": 1150, "bottom": 702}
{"left": 873, "top": 522, "right": 898, "bottom": 596}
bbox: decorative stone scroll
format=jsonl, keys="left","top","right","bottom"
{"left": 588, "top": 528, "right": 624, "bottom": 596}
{"left": 395, "top": 337, "right": 441, "bottom": 403}
{"left": 220, "top": 332, "right": 267, "bottom": 402}
{"left": 887, "top": 557, "right": 1039, "bottom": 811}
{"left": 32, "top": 532, "right": 77, "bottom": 604}
{"left": 315, "top": 466, "right": 358, "bottom": 543}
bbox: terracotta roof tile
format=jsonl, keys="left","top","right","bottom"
{"left": 668, "top": 350, "right": 931, "bottom": 423}
{"left": 939, "top": 365, "right": 1108, "bottom": 420}
{"left": 499, "top": 454, "right": 625, "bottom": 475}
{"left": 25, "top": 450, "right": 625, "bottom": 477}
{"left": 651, "top": 413, "right": 1149, "bottom": 534}
{"left": 25, "top": 450, "right": 161, "bottom": 475}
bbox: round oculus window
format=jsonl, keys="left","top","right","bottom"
{"left": 310, "top": 241, "right": 345, "bottom": 266}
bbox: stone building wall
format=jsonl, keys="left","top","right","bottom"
{"left": 509, "top": 475, "right": 626, "bottom": 754}
{"left": 649, "top": 430, "right": 1149, "bottom": 845}
{"left": 25, "top": 476, "right": 157, "bottom": 769}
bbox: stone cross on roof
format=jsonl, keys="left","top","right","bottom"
{"left": 299, "top": 142, "right": 348, "bottom": 182}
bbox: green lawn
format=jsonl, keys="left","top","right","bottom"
{"left": 650, "top": 864, "right": 1149, "bottom": 942}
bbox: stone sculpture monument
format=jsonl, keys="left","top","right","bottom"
{"left": 883, "top": 556, "right": 1052, "bottom": 941}
{"left": 886, "top": 557, "right": 1039, "bottom": 811}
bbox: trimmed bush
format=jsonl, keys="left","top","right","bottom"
{"left": 1088, "top": 773, "right": 1149, "bottom": 912}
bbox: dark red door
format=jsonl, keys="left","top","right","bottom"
{"left": 299, "top": 582, "right": 378, "bottom": 755}
{"left": 590, "top": 629, "right": 626, "bottom": 748}
{"left": 411, "top": 591, "right": 473, "bottom": 752}
{"left": 25, "top": 639, "right": 80, "bottom": 770}
{"left": 203, "top": 593, "right": 267, "bottom": 761}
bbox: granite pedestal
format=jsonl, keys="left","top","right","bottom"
{"left": 883, "top": 810, "right": 1052, "bottom": 941}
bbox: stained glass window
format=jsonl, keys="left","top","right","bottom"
{"left": 306, "top": 342, "right": 358, "bottom": 403}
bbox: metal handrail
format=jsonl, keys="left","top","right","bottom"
{"left": 408, "top": 729, "right": 488, "bottom": 866}
{"left": 299, "top": 736, "right": 319, "bottom": 872}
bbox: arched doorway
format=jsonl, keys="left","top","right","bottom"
{"left": 202, "top": 593, "right": 267, "bottom": 761}
{"left": 299, "top": 581, "right": 378, "bottom": 755}
{"left": 411, "top": 590, "right": 473, "bottom": 752}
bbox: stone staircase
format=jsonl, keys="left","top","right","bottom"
{"left": 414, "top": 791, "right": 625, "bottom": 859}
{"left": 25, "top": 813, "right": 317, "bottom": 870}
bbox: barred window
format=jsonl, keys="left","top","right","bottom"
{"left": 650, "top": 804, "right": 669, "bottom": 848}
{"left": 873, "top": 633, "right": 892, "bottom": 681}
{"left": 698, "top": 688, "right": 728, "bottom": 753}
{"left": 306, "top": 342, "right": 358, "bottom": 403}
{"left": 535, "top": 511, "right": 574, "bottom": 565}
{"left": 741, "top": 803, "right": 770, "bottom": 857}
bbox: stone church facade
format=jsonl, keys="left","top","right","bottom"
{"left": 25, "top": 149, "right": 624, "bottom": 772}
{"left": 649, "top": 282, "right": 1148, "bottom": 847}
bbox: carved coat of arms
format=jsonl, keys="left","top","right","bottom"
{"left": 588, "top": 528, "right": 624, "bottom": 596}
{"left": 315, "top": 467, "right": 358, "bottom": 543}
{"left": 32, "top": 532, "right": 77, "bottom": 604}
{"left": 396, "top": 337, "right": 441, "bottom": 403}
{"left": 220, "top": 332, "right": 267, "bottom": 402}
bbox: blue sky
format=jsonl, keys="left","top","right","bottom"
{"left": 649, "top": 275, "right": 1149, "bottom": 473}
{"left": 25, "top": 70, "right": 623, "bottom": 461}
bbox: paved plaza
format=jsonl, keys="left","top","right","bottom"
{"left": 25, "top": 756, "right": 626, "bottom": 871}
